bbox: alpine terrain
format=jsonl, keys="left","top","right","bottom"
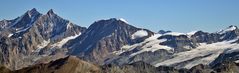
{"left": 0, "top": 8, "right": 239, "bottom": 73}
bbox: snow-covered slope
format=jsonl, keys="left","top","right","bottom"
{"left": 218, "top": 25, "right": 238, "bottom": 34}
{"left": 108, "top": 25, "right": 239, "bottom": 69}
{"left": 113, "top": 34, "right": 173, "bottom": 56}
{"left": 155, "top": 38, "right": 239, "bottom": 69}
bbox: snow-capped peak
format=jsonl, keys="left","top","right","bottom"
{"left": 117, "top": 18, "right": 129, "bottom": 24}
{"left": 218, "top": 25, "right": 238, "bottom": 34}
{"left": 226, "top": 25, "right": 237, "bottom": 31}
{"left": 94, "top": 18, "right": 129, "bottom": 24}
{"left": 186, "top": 31, "right": 199, "bottom": 37}
{"left": 224, "top": 25, "right": 237, "bottom": 31}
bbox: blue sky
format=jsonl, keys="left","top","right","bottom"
{"left": 0, "top": 0, "right": 239, "bottom": 33}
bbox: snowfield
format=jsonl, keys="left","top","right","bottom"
{"left": 154, "top": 38, "right": 239, "bottom": 69}
{"left": 164, "top": 32, "right": 185, "bottom": 36}
{"left": 218, "top": 25, "right": 237, "bottom": 34}
{"left": 114, "top": 34, "right": 173, "bottom": 57}
{"left": 131, "top": 30, "right": 148, "bottom": 39}
{"left": 114, "top": 28, "right": 239, "bottom": 69}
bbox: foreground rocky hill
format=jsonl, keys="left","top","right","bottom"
{"left": 1, "top": 56, "right": 239, "bottom": 73}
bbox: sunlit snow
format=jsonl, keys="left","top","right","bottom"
{"left": 118, "top": 18, "right": 129, "bottom": 24}
{"left": 52, "top": 33, "right": 81, "bottom": 48}
{"left": 67, "top": 22, "right": 72, "bottom": 29}
{"left": 164, "top": 32, "right": 185, "bottom": 36}
{"left": 8, "top": 33, "right": 13, "bottom": 37}
{"left": 114, "top": 34, "right": 173, "bottom": 57}
{"left": 131, "top": 30, "right": 148, "bottom": 39}
{"left": 218, "top": 26, "right": 237, "bottom": 34}
{"left": 154, "top": 38, "right": 239, "bottom": 69}
{"left": 34, "top": 39, "right": 50, "bottom": 52}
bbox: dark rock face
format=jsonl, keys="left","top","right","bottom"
{"left": 190, "top": 26, "right": 239, "bottom": 44}
{"left": 66, "top": 18, "right": 154, "bottom": 64}
{"left": 210, "top": 51, "right": 239, "bottom": 67}
{"left": 190, "top": 31, "right": 219, "bottom": 43}
{"left": 158, "top": 30, "right": 172, "bottom": 34}
{"left": 11, "top": 8, "right": 41, "bottom": 29}
{"left": 159, "top": 35, "right": 196, "bottom": 52}
{"left": 33, "top": 9, "right": 86, "bottom": 42}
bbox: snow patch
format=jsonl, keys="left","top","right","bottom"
{"left": 235, "top": 60, "right": 239, "bottom": 63}
{"left": 16, "top": 25, "right": 31, "bottom": 33}
{"left": 164, "top": 32, "right": 185, "bottom": 36}
{"left": 131, "top": 30, "right": 148, "bottom": 39}
{"left": 8, "top": 34, "right": 13, "bottom": 37}
{"left": 35, "top": 39, "right": 50, "bottom": 52}
{"left": 67, "top": 22, "right": 72, "bottom": 29}
{"left": 52, "top": 33, "right": 81, "bottom": 48}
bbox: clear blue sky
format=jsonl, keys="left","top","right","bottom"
{"left": 0, "top": 0, "right": 239, "bottom": 33}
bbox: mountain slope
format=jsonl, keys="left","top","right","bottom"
{"left": 107, "top": 25, "right": 239, "bottom": 69}
{"left": 0, "top": 8, "right": 239, "bottom": 73}
{"left": 66, "top": 18, "right": 154, "bottom": 64}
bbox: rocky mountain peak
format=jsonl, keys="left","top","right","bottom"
{"left": 27, "top": 8, "right": 40, "bottom": 17}
{"left": 94, "top": 18, "right": 129, "bottom": 26}
{"left": 87, "top": 18, "right": 131, "bottom": 35}
{"left": 224, "top": 25, "right": 238, "bottom": 32}
{"left": 21, "top": 8, "right": 41, "bottom": 19}
{"left": 105, "top": 18, "right": 129, "bottom": 24}
{"left": 9, "top": 8, "right": 42, "bottom": 29}
{"left": 218, "top": 25, "right": 238, "bottom": 34}
{"left": 46, "top": 9, "right": 56, "bottom": 16}
{"left": 229, "top": 25, "right": 238, "bottom": 28}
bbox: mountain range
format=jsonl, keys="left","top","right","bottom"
{"left": 0, "top": 8, "right": 239, "bottom": 73}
